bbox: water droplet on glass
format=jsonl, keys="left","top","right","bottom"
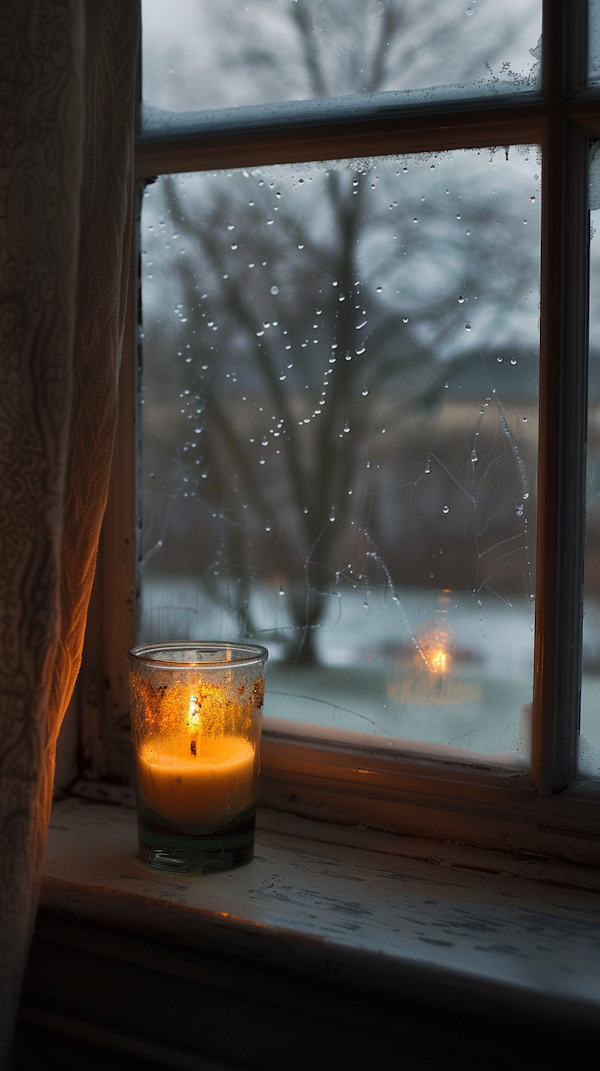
{"left": 442, "top": 505, "right": 450, "bottom": 514}
{"left": 413, "top": 217, "right": 418, "bottom": 224}
{"left": 456, "top": 214, "right": 461, "bottom": 220}
{"left": 230, "top": 244, "right": 238, "bottom": 250}
{"left": 465, "top": 323, "right": 472, "bottom": 331}
{"left": 265, "top": 525, "right": 271, "bottom": 532}
{"left": 511, "top": 358, "right": 517, "bottom": 365}
{"left": 444, "top": 380, "right": 449, "bottom": 389}
{"left": 372, "top": 1, "right": 385, "bottom": 15}
{"left": 425, "top": 461, "right": 431, "bottom": 474}
{"left": 523, "top": 492, "right": 530, "bottom": 500}
{"left": 522, "top": 416, "right": 527, "bottom": 422}
{"left": 332, "top": 280, "right": 338, "bottom": 287}
{"left": 376, "top": 286, "right": 382, "bottom": 292}
{"left": 270, "top": 286, "right": 279, "bottom": 295}
{"left": 516, "top": 506, "right": 524, "bottom": 516}
{"left": 458, "top": 295, "right": 465, "bottom": 303}
{"left": 497, "top": 356, "right": 503, "bottom": 363}
{"left": 259, "top": 458, "right": 266, "bottom": 465}
{"left": 402, "top": 316, "right": 409, "bottom": 324}
{"left": 362, "top": 388, "right": 369, "bottom": 396}
{"left": 344, "top": 421, "right": 350, "bottom": 433}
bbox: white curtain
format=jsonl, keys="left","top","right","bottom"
{"left": 0, "top": 1, "right": 140, "bottom": 1061}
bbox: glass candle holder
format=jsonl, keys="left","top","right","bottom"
{"left": 128, "top": 642, "right": 267, "bottom": 874}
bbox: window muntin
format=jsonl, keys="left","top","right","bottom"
{"left": 141, "top": 0, "right": 542, "bottom": 119}
{"left": 139, "top": 147, "right": 539, "bottom": 765}
{"left": 581, "top": 145, "right": 600, "bottom": 777}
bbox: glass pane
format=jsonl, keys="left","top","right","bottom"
{"left": 141, "top": 0, "right": 542, "bottom": 118}
{"left": 140, "top": 147, "right": 540, "bottom": 764}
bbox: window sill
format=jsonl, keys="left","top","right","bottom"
{"left": 17, "top": 796, "right": 600, "bottom": 1069}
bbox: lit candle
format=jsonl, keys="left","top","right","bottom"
{"left": 128, "top": 642, "right": 268, "bottom": 873}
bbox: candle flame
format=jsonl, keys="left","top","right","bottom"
{"left": 188, "top": 694, "right": 202, "bottom": 731}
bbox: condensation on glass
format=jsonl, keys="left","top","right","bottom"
{"left": 139, "top": 147, "right": 540, "bottom": 765}
{"left": 580, "top": 142, "right": 600, "bottom": 778}
{"left": 141, "top": 0, "right": 542, "bottom": 117}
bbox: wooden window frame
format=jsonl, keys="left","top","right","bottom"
{"left": 78, "top": 0, "right": 600, "bottom": 864}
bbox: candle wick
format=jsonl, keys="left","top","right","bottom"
{"left": 191, "top": 739, "right": 197, "bottom": 756}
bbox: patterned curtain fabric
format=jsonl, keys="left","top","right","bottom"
{"left": 0, "top": 1, "right": 140, "bottom": 1060}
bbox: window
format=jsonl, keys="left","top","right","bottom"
{"left": 79, "top": 1, "right": 600, "bottom": 862}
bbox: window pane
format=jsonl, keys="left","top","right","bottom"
{"left": 141, "top": 0, "right": 541, "bottom": 120}
{"left": 140, "top": 148, "right": 540, "bottom": 764}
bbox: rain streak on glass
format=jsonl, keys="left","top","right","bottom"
{"left": 140, "top": 148, "right": 540, "bottom": 764}
{"left": 141, "top": 0, "right": 542, "bottom": 117}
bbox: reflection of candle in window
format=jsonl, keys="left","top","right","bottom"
{"left": 428, "top": 646, "right": 449, "bottom": 673}
{"left": 417, "top": 626, "right": 451, "bottom": 675}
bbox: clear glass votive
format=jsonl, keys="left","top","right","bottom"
{"left": 128, "top": 642, "right": 268, "bottom": 874}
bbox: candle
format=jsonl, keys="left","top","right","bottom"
{"left": 135, "top": 734, "right": 256, "bottom": 828}
{"left": 129, "top": 641, "right": 268, "bottom": 873}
